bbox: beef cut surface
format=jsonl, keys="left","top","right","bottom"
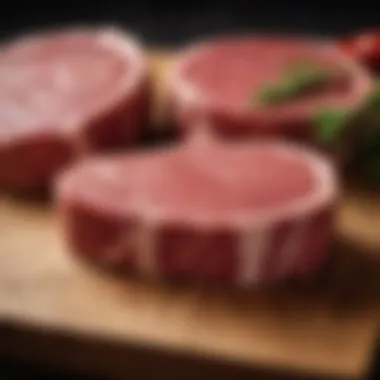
{"left": 56, "top": 140, "right": 338, "bottom": 286}
{"left": 170, "top": 35, "right": 372, "bottom": 144}
{"left": 0, "top": 26, "right": 151, "bottom": 188}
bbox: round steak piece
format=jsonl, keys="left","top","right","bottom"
{"left": 170, "top": 35, "right": 372, "bottom": 147}
{"left": 56, "top": 140, "right": 338, "bottom": 286}
{"left": 0, "top": 26, "right": 151, "bottom": 188}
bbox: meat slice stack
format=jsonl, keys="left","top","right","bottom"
{"left": 56, "top": 140, "right": 338, "bottom": 285}
{"left": 0, "top": 26, "right": 151, "bottom": 188}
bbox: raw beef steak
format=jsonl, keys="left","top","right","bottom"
{"left": 0, "top": 26, "right": 151, "bottom": 188}
{"left": 56, "top": 140, "right": 338, "bottom": 286}
{"left": 170, "top": 35, "right": 372, "bottom": 147}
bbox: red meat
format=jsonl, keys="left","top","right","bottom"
{"left": 0, "top": 26, "right": 151, "bottom": 188}
{"left": 170, "top": 35, "right": 372, "bottom": 144}
{"left": 55, "top": 140, "right": 338, "bottom": 286}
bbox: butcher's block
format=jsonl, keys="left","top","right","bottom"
{"left": 0, "top": 51, "right": 380, "bottom": 380}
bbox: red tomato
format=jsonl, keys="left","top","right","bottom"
{"left": 339, "top": 31, "right": 380, "bottom": 70}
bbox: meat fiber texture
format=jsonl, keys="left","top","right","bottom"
{"left": 169, "top": 35, "right": 373, "bottom": 151}
{"left": 55, "top": 140, "right": 338, "bottom": 286}
{"left": 0, "top": 26, "right": 151, "bottom": 189}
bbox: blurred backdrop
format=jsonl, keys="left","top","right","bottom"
{"left": 0, "top": 2, "right": 378, "bottom": 379}
{"left": 0, "top": 3, "right": 379, "bottom": 45}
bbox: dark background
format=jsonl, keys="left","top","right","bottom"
{"left": 0, "top": 2, "right": 378, "bottom": 379}
{"left": 0, "top": 3, "right": 379, "bottom": 45}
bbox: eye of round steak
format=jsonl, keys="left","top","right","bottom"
{"left": 56, "top": 140, "right": 338, "bottom": 286}
{"left": 0, "top": 26, "right": 150, "bottom": 188}
{"left": 171, "top": 35, "right": 372, "bottom": 143}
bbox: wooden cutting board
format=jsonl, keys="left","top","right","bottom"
{"left": 0, "top": 51, "right": 380, "bottom": 380}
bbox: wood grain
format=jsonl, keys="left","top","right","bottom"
{"left": 0, "top": 51, "right": 379, "bottom": 380}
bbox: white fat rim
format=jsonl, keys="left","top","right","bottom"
{"left": 244, "top": 141, "right": 338, "bottom": 227}
{"left": 60, "top": 140, "right": 338, "bottom": 230}
{"left": 232, "top": 141, "right": 338, "bottom": 229}
{"left": 64, "top": 26, "right": 147, "bottom": 139}
{"left": 95, "top": 26, "right": 146, "bottom": 105}
{"left": 6, "top": 24, "right": 146, "bottom": 96}
{"left": 171, "top": 34, "right": 373, "bottom": 123}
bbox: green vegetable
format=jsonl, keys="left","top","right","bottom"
{"left": 313, "top": 85, "right": 380, "bottom": 148}
{"left": 313, "top": 84, "right": 380, "bottom": 185}
{"left": 256, "top": 60, "right": 340, "bottom": 106}
{"left": 257, "top": 82, "right": 296, "bottom": 105}
{"left": 313, "top": 107, "right": 351, "bottom": 144}
{"left": 287, "top": 61, "right": 331, "bottom": 87}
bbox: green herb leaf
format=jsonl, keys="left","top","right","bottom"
{"left": 313, "top": 107, "right": 350, "bottom": 144}
{"left": 257, "top": 82, "right": 296, "bottom": 105}
{"left": 287, "top": 61, "right": 330, "bottom": 86}
{"left": 256, "top": 60, "right": 341, "bottom": 106}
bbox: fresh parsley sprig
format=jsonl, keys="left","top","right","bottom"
{"left": 313, "top": 107, "right": 351, "bottom": 144}
{"left": 313, "top": 83, "right": 380, "bottom": 185}
{"left": 256, "top": 60, "right": 342, "bottom": 106}
{"left": 313, "top": 84, "right": 380, "bottom": 146}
